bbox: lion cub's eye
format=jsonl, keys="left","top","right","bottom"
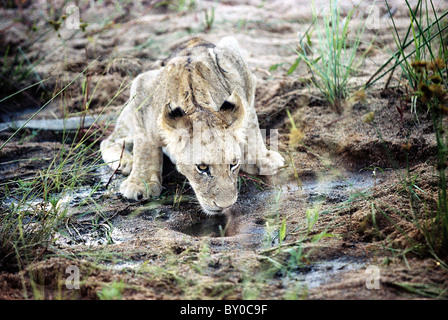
{"left": 230, "top": 159, "right": 240, "bottom": 171}
{"left": 196, "top": 164, "right": 210, "bottom": 175}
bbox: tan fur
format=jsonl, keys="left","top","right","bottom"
{"left": 101, "top": 37, "right": 284, "bottom": 214}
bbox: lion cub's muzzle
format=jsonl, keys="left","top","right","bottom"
{"left": 201, "top": 197, "right": 238, "bottom": 215}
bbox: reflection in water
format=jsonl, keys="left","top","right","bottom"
{"left": 179, "top": 212, "right": 240, "bottom": 237}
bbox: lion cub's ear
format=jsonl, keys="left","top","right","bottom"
{"left": 219, "top": 90, "right": 246, "bottom": 128}
{"left": 161, "top": 101, "right": 192, "bottom": 130}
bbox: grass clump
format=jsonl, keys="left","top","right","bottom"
{"left": 0, "top": 125, "right": 106, "bottom": 271}
{"left": 366, "top": 1, "right": 448, "bottom": 100}
{"left": 364, "top": 0, "right": 448, "bottom": 269}
{"left": 0, "top": 61, "right": 118, "bottom": 272}
{"left": 296, "top": 0, "right": 369, "bottom": 113}
{"left": 203, "top": 7, "right": 215, "bottom": 32}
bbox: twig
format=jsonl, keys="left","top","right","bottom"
{"left": 239, "top": 172, "right": 273, "bottom": 188}
{"left": 324, "top": 115, "right": 346, "bottom": 128}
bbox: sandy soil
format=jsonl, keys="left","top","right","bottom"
{"left": 1, "top": 0, "right": 448, "bottom": 300}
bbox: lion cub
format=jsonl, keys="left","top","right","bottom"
{"left": 101, "top": 37, "right": 284, "bottom": 214}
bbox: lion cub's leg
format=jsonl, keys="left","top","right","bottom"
{"left": 119, "top": 130, "right": 163, "bottom": 200}
{"left": 102, "top": 69, "right": 163, "bottom": 200}
{"left": 242, "top": 103, "right": 284, "bottom": 176}
{"left": 100, "top": 111, "right": 134, "bottom": 175}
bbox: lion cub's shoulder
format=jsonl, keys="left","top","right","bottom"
{"left": 160, "top": 37, "right": 216, "bottom": 66}
{"left": 156, "top": 36, "right": 244, "bottom": 70}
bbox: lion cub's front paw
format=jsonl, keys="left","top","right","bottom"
{"left": 117, "top": 154, "right": 133, "bottom": 175}
{"left": 257, "top": 150, "right": 285, "bottom": 175}
{"left": 120, "top": 177, "right": 161, "bottom": 201}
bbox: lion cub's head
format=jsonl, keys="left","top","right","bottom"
{"left": 159, "top": 88, "right": 247, "bottom": 215}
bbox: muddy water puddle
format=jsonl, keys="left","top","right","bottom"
{"left": 283, "top": 257, "right": 367, "bottom": 290}
{"left": 179, "top": 214, "right": 234, "bottom": 237}
{"left": 283, "top": 171, "right": 380, "bottom": 205}
{"left": 6, "top": 167, "right": 379, "bottom": 246}
{"left": 6, "top": 168, "right": 378, "bottom": 290}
